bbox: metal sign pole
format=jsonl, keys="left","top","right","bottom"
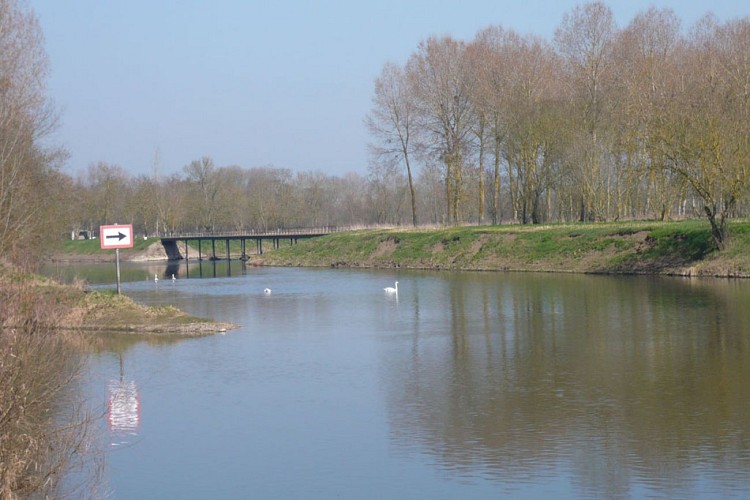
{"left": 116, "top": 248, "right": 122, "bottom": 294}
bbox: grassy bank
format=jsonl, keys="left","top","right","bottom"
{"left": 254, "top": 219, "right": 750, "bottom": 278}
{"left": 0, "top": 261, "right": 236, "bottom": 335}
{"left": 71, "top": 289, "right": 236, "bottom": 335}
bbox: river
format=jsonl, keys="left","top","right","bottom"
{"left": 44, "top": 261, "right": 750, "bottom": 499}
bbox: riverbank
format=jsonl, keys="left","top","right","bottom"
{"left": 253, "top": 219, "right": 750, "bottom": 278}
{"left": 0, "top": 261, "right": 237, "bottom": 336}
{"left": 70, "top": 289, "right": 237, "bottom": 336}
{"left": 50, "top": 219, "right": 750, "bottom": 278}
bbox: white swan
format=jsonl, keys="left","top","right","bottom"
{"left": 171, "top": 273, "right": 176, "bottom": 281}
{"left": 384, "top": 281, "right": 398, "bottom": 293}
{"left": 263, "top": 288, "right": 272, "bottom": 294}
{"left": 154, "top": 274, "right": 159, "bottom": 282}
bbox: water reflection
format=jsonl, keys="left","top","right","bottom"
{"left": 382, "top": 274, "right": 750, "bottom": 497}
{"left": 43, "top": 263, "right": 750, "bottom": 497}
{"left": 107, "top": 353, "right": 139, "bottom": 447}
{"left": 43, "top": 259, "right": 254, "bottom": 286}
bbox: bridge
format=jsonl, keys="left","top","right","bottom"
{"left": 160, "top": 227, "right": 336, "bottom": 261}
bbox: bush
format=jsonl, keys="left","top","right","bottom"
{"left": 0, "top": 273, "right": 102, "bottom": 498}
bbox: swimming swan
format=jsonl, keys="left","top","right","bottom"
{"left": 384, "top": 281, "right": 398, "bottom": 293}
{"left": 264, "top": 288, "right": 272, "bottom": 294}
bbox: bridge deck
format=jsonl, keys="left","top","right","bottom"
{"left": 160, "top": 227, "right": 335, "bottom": 241}
{"left": 159, "top": 228, "right": 336, "bottom": 260}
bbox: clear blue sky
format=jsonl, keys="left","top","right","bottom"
{"left": 31, "top": 0, "right": 747, "bottom": 178}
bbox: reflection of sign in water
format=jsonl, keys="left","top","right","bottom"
{"left": 108, "top": 379, "right": 140, "bottom": 435}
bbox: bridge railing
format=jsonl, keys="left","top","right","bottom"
{"left": 161, "top": 227, "right": 341, "bottom": 239}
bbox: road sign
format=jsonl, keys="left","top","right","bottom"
{"left": 100, "top": 224, "right": 134, "bottom": 249}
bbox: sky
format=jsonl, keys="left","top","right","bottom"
{"left": 31, "top": 0, "right": 748, "bottom": 179}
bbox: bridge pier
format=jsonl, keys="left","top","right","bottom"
{"left": 162, "top": 239, "right": 184, "bottom": 260}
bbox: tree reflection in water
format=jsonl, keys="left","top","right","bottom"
{"left": 382, "top": 274, "right": 750, "bottom": 497}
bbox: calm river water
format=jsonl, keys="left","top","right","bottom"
{"left": 45, "top": 261, "right": 750, "bottom": 499}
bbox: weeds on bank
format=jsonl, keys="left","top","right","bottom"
{"left": 258, "top": 219, "right": 750, "bottom": 276}
{"left": 0, "top": 267, "right": 104, "bottom": 498}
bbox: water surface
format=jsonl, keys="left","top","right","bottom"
{"left": 50, "top": 262, "right": 750, "bottom": 498}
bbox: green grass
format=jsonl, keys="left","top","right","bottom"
{"left": 52, "top": 219, "right": 750, "bottom": 277}
{"left": 257, "top": 219, "right": 750, "bottom": 277}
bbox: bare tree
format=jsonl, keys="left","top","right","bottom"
{"left": 366, "top": 62, "right": 420, "bottom": 226}
{"left": 0, "top": 0, "right": 62, "bottom": 267}
{"left": 465, "top": 40, "right": 490, "bottom": 224}
{"left": 80, "top": 162, "right": 131, "bottom": 229}
{"left": 244, "top": 167, "right": 295, "bottom": 230}
{"left": 367, "top": 155, "right": 409, "bottom": 225}
{"left": 471, "top": 26, "right": 516, "bottom": 224}
{"left": 654, "top": 15, "right": 750, "bottom": 248}
{"left": 612, "top": 7, "right": 684, "bottom": 220}
{"left": 503, "top": 35, "right": 564, "bottom": 223}
{"left": 183, "top": 156, "right": 219, "bottom": 232}
{"left": 408, "top": 36, "right": 475, "bottom": 224}
{"left": 213, "top": 165, "right": 249, "bottom": 231}
{"left": 555, "top": 1, "right": 617, "bottom": 221}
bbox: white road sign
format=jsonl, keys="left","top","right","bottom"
{"left": 100, "top": 224, "right": 134, "bottom": 249}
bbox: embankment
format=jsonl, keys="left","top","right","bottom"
{"left": 253, "top": 219, "right": 750, "bottom": 278}
{"left": 1, "top": 261, "right": 237, "bottom": 335}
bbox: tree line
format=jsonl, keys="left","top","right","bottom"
{"left": 367, "top": 2, "right": 750, "bottom": 249}
{"left": 71, "top": 2, "right": 750, "bottom": 251}
{"left": 3, "top": 1, "right": 750, "bottom": 271}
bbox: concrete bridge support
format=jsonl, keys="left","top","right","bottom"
{"left": 162, "top": 239, "right": 184, "bottom": 260}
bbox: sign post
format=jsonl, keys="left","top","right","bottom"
{"left": 100, "top": 224, "right": 134, "bottom": 294}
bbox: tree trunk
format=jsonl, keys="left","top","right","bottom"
{"left": 704, "top": 205, "right": 729, "bottom": 251}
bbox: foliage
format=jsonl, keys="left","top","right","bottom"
{"left": 363, "top": 2, "right": 750, "bottom": 247}
{"left": 0, "top": 0, "right": 71, "bottom": 270}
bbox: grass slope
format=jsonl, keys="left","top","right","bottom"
{"left": 255, "top": 219, "right": 750, "bottom": 277}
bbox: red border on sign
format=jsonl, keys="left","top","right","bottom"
{"left": 100, "top": 224, "right": 134, "bottom": 249}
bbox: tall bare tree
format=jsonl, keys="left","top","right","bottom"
{"left": 503, "top": 34, "right": 564, "bottom": 223}
{"left": 471, "top": 26, "right": 516, "bottom": 224}
{"left": 408, "top": 36, "right": 474, "bottom": 224}
{"left": 555, "top": 1, "right": 617, "bottom": 221}
{"left": 0, "top": 0, "right": 62, "bottom": 266}
{"left": 612, "top": 8, "right": 685, "bottom": 220}
{"left": 366, "top": 62, "right": 420, "bottom": 226}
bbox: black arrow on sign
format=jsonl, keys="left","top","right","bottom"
{"left": 106, "top": 231, "right": 127, "bottom": 241}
